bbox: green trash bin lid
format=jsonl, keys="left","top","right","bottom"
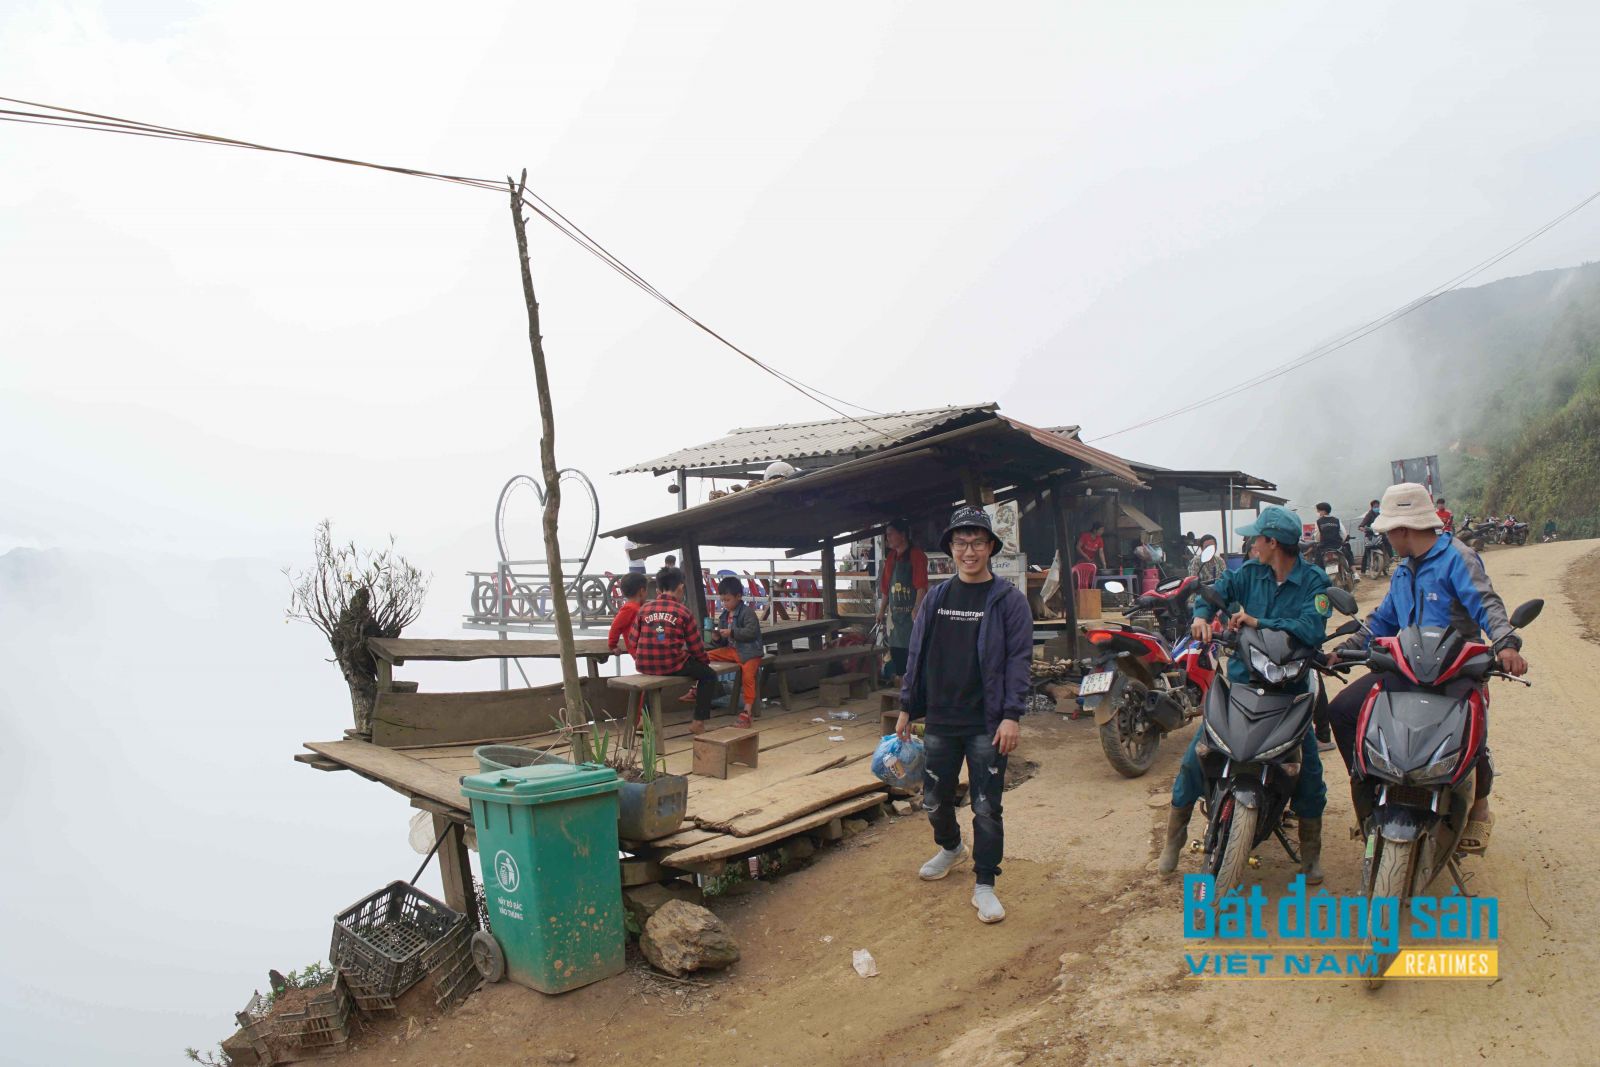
{"left": 461, "top": 762, "right": 620, "bottom": 806}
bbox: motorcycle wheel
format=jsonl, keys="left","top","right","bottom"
{"left": 1213, "top": 803, "right": 1258, "bottom": 900}
{"left": 1366, "top": 838, "right": 1415, "bottom": 990}
{"left": 1098, "top": 680, "right": 1160, "bottom": 778}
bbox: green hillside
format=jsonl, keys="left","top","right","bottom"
{"left": 1411, "top": 262, "right": 1600, "bottom": 536}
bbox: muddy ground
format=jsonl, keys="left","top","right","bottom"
{"left": 340, "top": 540, "right": 1600, "bottom": 1066}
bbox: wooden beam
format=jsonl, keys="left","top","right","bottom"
{"left": 1051, "top": 480, "right": 1080, "bottom": 658}
{"left": 681, "top": 541, "right": 707, "bottom": 620}
{"left": 820, "top": 539, "right": 838, "bottom": 617}
{"left": 432, "top": 814, "right": 479, "bottom": 928}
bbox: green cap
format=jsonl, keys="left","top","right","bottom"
{"left": 1237, "top": 505, "right": 1304, "bottom": 546}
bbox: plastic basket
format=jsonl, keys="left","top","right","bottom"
{"left": 330, "top": 881, "right": 466, "bottom": 999}
{"left": 274, "top": 976, "right": 354, "bottom": 1050}
{"left": 421, "top": 919, "right": 481, "bottom": 1012}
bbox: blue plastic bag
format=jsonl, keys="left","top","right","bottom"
{"left": 870, "top": 733, "right": 926, "bottom": 790}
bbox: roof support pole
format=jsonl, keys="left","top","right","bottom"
{"left": 676, "top": 468, "right": 687, "bottom": 511}
{"left": 959, "top": 466, "right": 994, "bottom": 507}
{"left": 821, "top": 539, "right": 839, "bottom": 620}
{"left": 1051, "top": 479, "right": 1080, "bottom": 657}
{"left": 681, "top": 541, "right": 707, "bottom": 621}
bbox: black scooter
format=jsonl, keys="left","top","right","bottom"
{"left": 1191, "top": 581, "right": 1360, "bottom": 899}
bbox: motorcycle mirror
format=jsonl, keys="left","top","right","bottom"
{"left": 1510, "top": 599, "right": 1544, "bottom": 629}
{"left": 1102, "top": 580, "right": 1125, "bottom": 594}
{"left": 1198, "top": 582, "right": 1226, "bottom": 610}
{"left": 1324, "top": 586, "right": 1358, "bottom": 616}
{"left": 1198, "top": 544, "right": 1217, "bottom": 564}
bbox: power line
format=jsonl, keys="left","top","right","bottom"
{"left": 0, "top": 96, "right": 891, "bottom": 432}
{"left": 1088, "top": 183, "right": 1600, "bottom": 442}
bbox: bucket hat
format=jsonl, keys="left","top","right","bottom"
{"left": 939, "top": 505, "right": 1002, "bottom": 554}
{"left": 1371, "top": 483, "right": 1446, "bottom": 533}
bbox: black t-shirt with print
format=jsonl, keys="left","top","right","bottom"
{"left": 923, "top": 577, "right": 993, "bottom": 735}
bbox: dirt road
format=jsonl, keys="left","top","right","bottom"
{"left": 345, "top": 541, "right": 1600, "bottom": 1067}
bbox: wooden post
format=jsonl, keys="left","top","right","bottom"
{"left": 821, "top": 539, "right": 839, "bottom": 618}
{"left": 1052, "top": 481, "right": 1079, "bottom": 658}
{"left": 1219, "top": 492, "right": 1230, "bottom": 553}
{"left": 675, "top": 469, "right": 688, "bottom": 511}
{"left": 682, "top": 541, "right": 707, "bottom": 620}
{"left": 432, "top": 814, "right": 479, "bottom": 928}
{"left": 508, "top": 174, "right": 590, "bottom": 761}
{"left": 958, "top": 467, "right": 994, "bottom": 507}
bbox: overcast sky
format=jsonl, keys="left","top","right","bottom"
{"left": 6, "top": 3, "right": 1600, "bottom": 1060}
{"left": 8, "top": 0, "right": 1600, "bottom": 565}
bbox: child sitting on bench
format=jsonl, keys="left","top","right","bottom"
{"left": 707, "top": 574, "right": 764, "bottom": 728}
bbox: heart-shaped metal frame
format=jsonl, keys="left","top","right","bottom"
{"left": 494, "top": 469, "right": 600, "bottom": 573}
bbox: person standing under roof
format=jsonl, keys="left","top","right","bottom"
{"left": 876, "top": 518, "right": 928, "bottom": 687}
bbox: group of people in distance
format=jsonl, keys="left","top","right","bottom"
{"left": 607, "top": 567, "right": 766, "bottom": 733}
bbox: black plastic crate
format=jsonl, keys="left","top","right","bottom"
{"left": 330, "top": 881, "right": 466, "bottom": 999}
{"left": 421, "top": 920, "right": 481, "bottom": 1013}
{"left": 274, "top": 976, "right": 354, "bottom": 1050}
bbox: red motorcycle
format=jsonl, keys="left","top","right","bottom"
{"left": 1334, "top": 598, "right": 1541, "bottom": 985}
{"left": 1078, "top": 560, "right": 1221, "bottom": 777}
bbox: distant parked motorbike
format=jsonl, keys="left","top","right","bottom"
{"left": 1303, "top": 536, "right": 1357, "bottom": 593}
{"left": 1332, "top": 598, "right": 1541, "bottom": 985}
{"left": 1191, "top": 580, "right": 1361, "bottom": 900}
{"left": 1361, "top": 529, "right": 1391, "bottom": 578}
{"left": 1502, "top": 516, "right": 1529, "bottom": 545}
{"left": 1077, "top": 548, "right": 1220, "bottom": 777}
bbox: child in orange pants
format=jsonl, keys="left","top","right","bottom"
{"left": 707, "top": 575, "right": 764, "bottom": 727}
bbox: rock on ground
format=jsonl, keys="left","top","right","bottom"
{"left": 640, "top": 900, "right": 740, "bottom": 977}
{"left": 623, "top": 881, "right": 703, "bottom": 927}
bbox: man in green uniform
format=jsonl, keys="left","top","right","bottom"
{"left": 1157, "top": 505, "right": 1333, "bottom": 883}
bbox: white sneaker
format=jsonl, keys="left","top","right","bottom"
{"left": 973, "top": 884, "right": 1006, "bottom": 923}
{"left": 919, "top": 843, "right": 968, "bottom": 880}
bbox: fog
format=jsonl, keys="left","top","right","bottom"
{"left": 8, "top": 0, "right": 1600, "bottom": 1061}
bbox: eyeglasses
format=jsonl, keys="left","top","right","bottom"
{"left": 949, "top": 538, "right": 992, "bottom": 553}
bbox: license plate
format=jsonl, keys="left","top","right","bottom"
{"left": 1325, "top": 564, "right": 1340, "bottom": 576}
{"left": 1080, "top": 671, "right": 1115, "bottom": 696}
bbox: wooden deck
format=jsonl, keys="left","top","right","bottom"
{"left": 298, "top": 687, "right": 896, "bottom": 875}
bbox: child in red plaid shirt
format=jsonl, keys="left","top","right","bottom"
{"left": 627, "top": 567, "right": 719, "bottom": 733}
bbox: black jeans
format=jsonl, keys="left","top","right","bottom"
{"left": 1329, "top": 672, "right": 1493, "bottom": 800}
{"left": 673, "top": 659, "right": 719, "bottom": 721}
{"left": 923, "top": 729, "right": 1007, "bottom": 884}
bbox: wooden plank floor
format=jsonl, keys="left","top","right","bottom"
{"left": 301, "top": 688, "right": 898, "bottom": 865}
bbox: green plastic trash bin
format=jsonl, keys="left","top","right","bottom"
{"left": 462, "top": 763, "right": 626, "bottom": 994}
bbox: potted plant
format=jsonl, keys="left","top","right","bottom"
{"left": 588, "top": 712, "right": 688, "bottom": 841}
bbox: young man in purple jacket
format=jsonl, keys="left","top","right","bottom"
{"left": 895, "top": 506, "right": 1034, "bottom": 923}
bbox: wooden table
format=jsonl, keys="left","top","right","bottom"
{"left": 368, "top": 637, "right": 615, "bottom": 681}
{"left": 759, "top": 617, "right": 854, "bottom": 654}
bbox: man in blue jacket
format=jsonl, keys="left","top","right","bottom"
{"left": 1327, "top": 482, "right": 1527, "bottom": 853}
{"left": 1158, "top": 505, "right": 1333, "bottom": 883}
{"left": 896, "top": 506, "right": 1033, "bottom": 924}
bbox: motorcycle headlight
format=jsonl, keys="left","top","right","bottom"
{"left": 1248, "top": 647, "right": 1286, "bottom": 684}
{"left": 1204, "top": 720, "right": 1233, "bottom": 758}
{"left": 1281, "top": 658, "right": 1308, "bottom": 683}
{"left": 1363, "top": 731, "right": 1401, "bottom": 780}
{"left": 1414, "top": 736, "right": 1460, "bottom": 785}
{"left": 1259, "top": 733, "right": 1303, "bottom": 761}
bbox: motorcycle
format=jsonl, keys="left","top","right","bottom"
{"left": 1333, "top": 599, "right": 1540, "bottom": 986}
{"left": 1304, "top": 535, "right": 1358, "bottom": 593}
{"left": 1190, "top": 580, "right": 1361, "bottom": 900}
{"left": 1361, "top": 529, "right": 1391, "bottom": 578}
{"left": 1502, "top": 516, "right": 1529, "bottom": 546}
{"left": 1077, "top": 548, "right": 1219, "bottom": 777}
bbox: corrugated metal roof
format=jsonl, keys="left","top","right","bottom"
{"left": 612, "top": 403, "right": 998, "bottom": 475}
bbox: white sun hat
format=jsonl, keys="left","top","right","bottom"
{"left": 1371, "top": 482, "right": 1446, "bottom": 533}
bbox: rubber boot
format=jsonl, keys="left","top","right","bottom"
{"left": 1158, "top": 805, "right": 1193, "bottom": 875}
{"left": 1299, "top": 816, "right": 1324, "bottom": 886}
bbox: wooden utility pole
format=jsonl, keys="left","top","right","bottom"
{"left": 508, "top": 172, "right": 589, "bottom": 761}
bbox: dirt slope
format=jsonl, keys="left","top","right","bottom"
{"left": 343, "top": 541, "right": 1600, "bottom": 1067}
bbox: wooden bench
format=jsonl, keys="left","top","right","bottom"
{"left": 608, "top": 665, "right": 745, "bottom": 737}
{"left": 692, "top": 726, "right": 761, "bottom": 779}
{"left": 763, "top": 646, "right": 877, "bottom": 709}
{"left": 817, "top": 672, "right": 872, "bottom": 704}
